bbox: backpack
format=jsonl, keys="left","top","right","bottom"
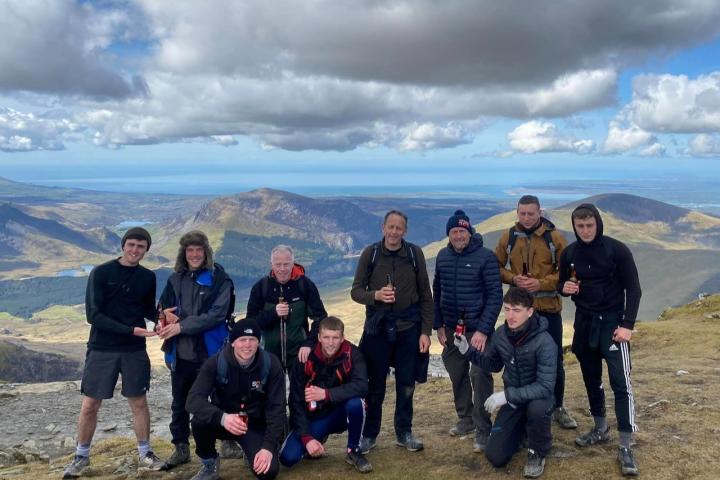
{"left": 505, "top": 222, "right": 558, "bottom": 270}
{"left": 216, "top": 348, "right": 272, "bottom": 390}
{"left": 364, "top": 240, "right": 419, "bottom": 290}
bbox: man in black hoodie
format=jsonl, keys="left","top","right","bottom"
{"left": 558, "top": 203, "right": 641, "bottom": 477}
{"left": 186, "top": 318, "right": 286, "bottom": 480}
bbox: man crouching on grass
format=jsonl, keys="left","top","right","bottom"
{"left": 456, "top": 287, "right": 556, "bottom": 478}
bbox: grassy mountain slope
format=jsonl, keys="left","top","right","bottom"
{"left": 4, "top": 295, "right": 719, "bottom": 479}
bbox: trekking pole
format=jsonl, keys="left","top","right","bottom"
{"left": 278, "top": 286, "right": 288, "bottom": 372}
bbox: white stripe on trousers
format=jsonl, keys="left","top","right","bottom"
{"left": 619, "top": 342, "right": 638, "bottom": 432}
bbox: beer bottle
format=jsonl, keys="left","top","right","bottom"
{"left": 237, "top": 403, "right": 248, "bottom": 427}
{"left": 455, "top": 310, "right": 466, "bottom": 337}
{"left": 386, "top": 273, "right": 394, "bottom": 289}
{"left": 569, "top": 263, "right": 581, "bottom": 292}
{"left": 156, "top": 303, "right": 166, "bottom": 330}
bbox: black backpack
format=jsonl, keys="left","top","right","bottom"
{"left": 505, "top": 221, "right": 558, "bottom": 270}
{"left": 363, "top": 240, "right": 419, "bottom": 290}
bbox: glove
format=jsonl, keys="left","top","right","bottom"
{"left": 453, "top": 334, "right": 469, "bottom": 355}
{"left": 484, "top": 391, "right": 507, "bottom": 414}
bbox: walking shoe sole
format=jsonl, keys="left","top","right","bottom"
{"left": 345, "top": 456, "right": 373, "bottom": 473}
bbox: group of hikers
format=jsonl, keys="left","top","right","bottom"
{"left": 62, "top": 195, "right": 642, "bottom": 479}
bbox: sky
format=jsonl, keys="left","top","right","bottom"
{"left": 1, "top": 0, "right": 720, "bottom": 193}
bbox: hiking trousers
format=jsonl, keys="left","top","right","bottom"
{"left": 169, "top": 358, "right": 203, "bottom": 445}
{"left": 539, "top": 311, "right": 566, "bottom": 408}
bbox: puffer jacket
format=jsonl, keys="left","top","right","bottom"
{"left": 495, "top": 219, "right": 567, "bottom": 313}
{"left": 468, "top": 314, "right": 557, "bottom": 405}
{"left": 433, "top": 233, "right": 503, "bottom": 335}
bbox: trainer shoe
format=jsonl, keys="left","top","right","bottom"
{"left": 220, "top": 439, "right": 244, "bottom": 459}
{"left": 618, "top": 446, "right": 639, "bottom": 476}
{"left": 345, "top": 448, "right": 373, "bottom": 473}
{"left": 137, "top": 451, "right": 165, "bottom": 472}
{"left": 449, "top": 421, "right": 475, "bottom": 437}
{"left": 395, "top": 432, "right": 424, "bottom": 452}
{"left": 190, "top": 457, "right": 219, "bottom": 480}
{"left": 575, "top": 426, "right": 611, "bottom": 447}
{"left": 523, "top": 449, "right": 546, "bottom": 478}
{"left": 62, "top": 455, "right": 89, "bottom": 478}
{"left": 359, "top": 436, "right": 377, "bottom": 454}
{"left": 552, "top": 407, "right": 578, "bottom": 429}
{"left": 473, "top": 430, "right": 488, "bottom": 452}
{"left": 163, "top": 443, "right": 190, "bottom": 469}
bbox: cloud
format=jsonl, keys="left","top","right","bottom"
{"left": 603, "top": 121, "right": 656, "bottom": 153}
{"left": 525, "top": 70, "right": 617, "bottom": 117}
{"left": 508, "top": 121, "right": 594, "bottom": 154}
{"left": 688, "top": 133, "right": 720, "bottom": 156}
{"left": 626, "top": 72, "right": 720, "bottom": 133}
{"left": 639, "top": 142, "right": 666, "bottom": 156}
{"left": 0, "top": 107, "right": 78, "bottom": 152}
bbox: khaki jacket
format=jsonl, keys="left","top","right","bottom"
{"left": 495, "top": 220, "right": 567, "bottom": 313}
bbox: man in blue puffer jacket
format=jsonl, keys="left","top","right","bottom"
{"left": 459, "top": 287, "right": 557, "bottom": 478}
{"left": 433, "top": 209, "right": 503, "bottom": 451}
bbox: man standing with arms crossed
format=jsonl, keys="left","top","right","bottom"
{"left": 63, "top": 227, "right": 164, "bottom": 478}
{"left": 495, "top": 195, "right": 577, "bottom": 429}
{"left": 559, "top": 203, "right": 641, "bottom": 476}
{"left": 434, "top": 209, "right": 502, "bottom": 452}
{"left": 351, "top": 210, "right": 434, "bottom": 453}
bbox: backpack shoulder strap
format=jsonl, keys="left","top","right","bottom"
{"left": 505, "top": 227, "right": 519, "bottom": 268}
{"left": 405, "top": 242, "right": 418, "bottom": 273}
{"left": 260, "top": 349, "right": 271, "bottom": 388}
{"left": 364, "top": 241, "right": 382, "bottom": 289}
{"left": 260, "top": 276, "right": 271, "bottom": 300}
{"left": 216, "top": 353, "right": 229, "bottom": 385}
{"left": 542, "top": 230, "right": 558, "bottom": 269}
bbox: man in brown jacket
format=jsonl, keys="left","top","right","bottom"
{"left": 495, "top": 195, "right": 577, "bottom": 429}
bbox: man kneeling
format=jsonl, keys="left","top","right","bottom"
{"left": 186, "top": 318, "right": 286, "bottom": 480}
{"left": 280, "top": 316, "right": 372, "bottom": 473}
{"left": 457, "top": 287, "right": 557, "bottom": 478}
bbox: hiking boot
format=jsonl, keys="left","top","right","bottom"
{"left": 164, "top": 443, "right": 190, "bottom": 469}
{"left": 449, "top": 421, "right": 475, "bottom": 437}
{"left": 575, "top": 426, "right": 611, "bottom": 447}
{"left": 137, "top": 451, "right": 165, "bottom": 472}
{"left": 190, "top": 457, "right": 219, "bottom": 480}
{"left": 523, "top": 449, "right": 546, "bottom": 478}
{"left": 552, "top": 407, "right": 578, "bottom": 429}
{"left": 62, "top": 455, "right": 89, "bottom": 478}
{"left": 359, "top": 436, "right": 377, "bottom": 454}
{"left": 346, "top": 449, "right": 373, "bottom": 473}
{"left": 618, "top": 446, "right": 639, "bottom": 476}
{"left": 395, "top": 432, "right": 424, "bottom": 452}
{"left": 220, "top": 439, "right": 244, "bottom": 459}
{"left": 473, "top": 430, "right": 488, "bottom": 452}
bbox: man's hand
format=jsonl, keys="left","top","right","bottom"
{"left": 484, "top": 391, "right": 507, "bottom": 414}
{"left": 132, "top": 327, "right": 157, "bottom": 337}
{"left": 515, "top": 276, "right": 540, "bottom": 293}
{"left": 471, "top": 331, "right": 488, "bottom": 352}
{"left": 276, "top": 302, "right": 290, "bottom": 317}
{"left": 221, "top": 413, "right": 248, "bottom": 436}
{"left": 419, "top": 334, "right": 431, "bottom": 353}
{"left": 562, "top": 281, "right": 580, "bottom": 295}
{"left": 612, "top": 326, "right": 632, "bottom": 343}
{"left": 163, "top": 307, "right": 179, "bottom": 324}
{"left": 304, "top": 385, "right": 327, "bottom": 402}
{"left": 253, "top": 449, "right": 273, "bottom": 475}
{"left": 298, "top": 346, "right": 311, "bottom": 363}
{"left": 157, "top": 322, "right": 181, "bottom": 340}
{"left": 374, "top": 286, "right": 396, "bottom": 303}
{"left": 305, "top": 439, "right": 325, "bottom": 458}
{"left": 436, "top": 327, "right": 447, "bottom": 347}
{"left": 453, "top": 334, "right": 469, "bottom": 355}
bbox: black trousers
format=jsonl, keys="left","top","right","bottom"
{"left": 190, "top": 418, "right": 279, "bottom": 480}
{"left": 485, "top": 397, "right": 554, "bottom": 468}
{"left": 170, "top": 358, "right": 203, "bottom": 445}
{"left": 574, "top": 311, "right": 637, "bottom": 433}
{"left": 538, "top": 311, "right": 565, "bottom": 408}
{"left": 360, "top": 324, "right": 420, "bottom": 439}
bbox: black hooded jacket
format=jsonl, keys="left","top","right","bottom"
{"left": 557, "top": 203, "right": 642, "bottom": 328}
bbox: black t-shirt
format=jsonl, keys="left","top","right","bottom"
{"left": 85, "top": 259, "right": 156, "bottom": 352}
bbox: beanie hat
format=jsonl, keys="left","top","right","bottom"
{"left": 121, "top": 227, "right": 152, "bottom": 251}
{"left": 446, "top": 209, "right": 473, "bottom": 236}
{"left": 229, "top": 318, "right": 262, "bottom": 343}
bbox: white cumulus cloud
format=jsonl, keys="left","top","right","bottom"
{"left": 688, "top": 133, "right": 720, "bottom": 156}
{"left": 603, "top": 121, "right": 656, "bottom": 153}
{"left": 508, "top": 121, "right": 594, "bottom": 154}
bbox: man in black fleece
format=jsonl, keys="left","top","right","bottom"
{"left": 458, "top": 287, "right": 556, "bottom": 478}
{"left": 64, "top": 227, "right": 163, "bottom": 479}
{"left": 186, "top": 318, "right": 286, "bottom": 480}
{"left": 558, "top": 203, "right": 641, "bottom": 477}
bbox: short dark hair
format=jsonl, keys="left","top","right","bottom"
{"left": 572, "top": 207, "right": 596, "bottom": 221}
{"left": 503, "top": 287, "right": 534, "bottom": 308}
{"left": 517, "top": 195, "right": 540, "bottom": 208}
{"left": 383, "top": 209, "right": 408, "bottom": 227}
{"left": 319, "top": 316, "right": 345, "bottom": 334}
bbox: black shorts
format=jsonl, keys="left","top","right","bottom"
{"left": 81, "top": 349, "right": 151, "bottom": 399}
